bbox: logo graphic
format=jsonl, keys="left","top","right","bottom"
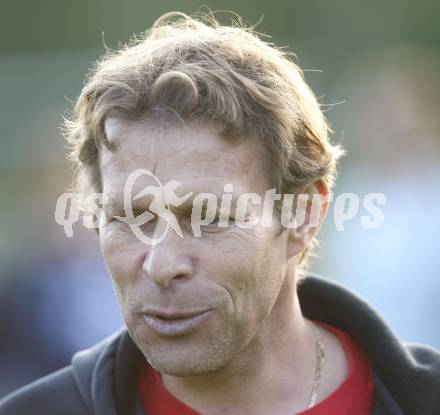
{"left": 115, "top": 169, "right": 193, "bottom": 245}
{"left": 54, "top": 168, "right": 387, "bottom": 243}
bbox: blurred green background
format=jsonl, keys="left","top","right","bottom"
{"left": 1, "top": 0, "right": 439, "bottom": 398}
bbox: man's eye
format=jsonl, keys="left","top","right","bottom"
{"left": 210, "top": 215, "right": 220, "bottom": 224}
{"left": 105, "top": 215, "right": 117, "bottom": 224}
{"left": 106, "top": 216, "right": 127, "bottom": 226}
{"left": 138, "top": 211, "right": 157, "bottom": 226}
{"left": 204, "top": 215, "right": 234, "bottom": 228}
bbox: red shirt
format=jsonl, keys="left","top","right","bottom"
{"left": 138, "top": 320, "right": 375, "bottom": 414}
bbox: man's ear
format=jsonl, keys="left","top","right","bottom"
{"left": 285, "top": 179, "right": 330, "bottom": 260}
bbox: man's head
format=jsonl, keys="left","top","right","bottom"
{"left": 64, "top": 11, "right": 343, "bottom": 376}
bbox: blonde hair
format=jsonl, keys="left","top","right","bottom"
{"left": 63, "top": 10, "right": 344, "bottom": 267}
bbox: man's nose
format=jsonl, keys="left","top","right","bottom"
{"left": 142, "top": 218, "right": 193, "bottom": 288}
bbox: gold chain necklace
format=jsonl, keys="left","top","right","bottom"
{"left": 306, "top": 324, "right": 325, "bottom": 409}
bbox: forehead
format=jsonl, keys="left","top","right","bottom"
{"left": 100, "top": 117, "right": 272, "bottom": 195}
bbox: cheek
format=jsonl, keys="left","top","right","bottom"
{"left": 99, "top": 227, "right": 145, "bottom": 300}
{"left": 204, "top": 229, "right": 282, "bottom": 315}
{"left": 232, "top": 234, "right": 285, "bottom": 321}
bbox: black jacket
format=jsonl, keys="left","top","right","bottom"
{"left": 1, "top": 274, "right": 439, "bottom": 415}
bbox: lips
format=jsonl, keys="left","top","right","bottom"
{"left": 142, "top": 308, "right": 213, "bottom": 337}
{"left": 143, "top": 308, "right": 211, "bottom": 319}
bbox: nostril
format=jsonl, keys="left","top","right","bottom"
{"left": 174, "top": 273, "right": 189, "bottom": 281}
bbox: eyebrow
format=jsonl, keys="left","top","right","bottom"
{"left": 103, "top": 192, "right": 245, "bottom": 217}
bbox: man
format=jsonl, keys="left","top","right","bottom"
{"left": 1, "top": 11, "right": 439, "bottom": 415}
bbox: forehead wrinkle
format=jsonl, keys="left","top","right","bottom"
{"left": 104, "top": 118, "right": 164, "bottom": 167}
{"left": 105, "top": 117, "right": 250, "bottom": 167}
{"left": 102, "top": 119, "right": 272, "bottom": 194}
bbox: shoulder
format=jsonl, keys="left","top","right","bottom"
{"left": 0, "top": 328, "right": 128, "bottom": 415}
{"left": 0, "top": 366, "right": 90, "bottom": 415}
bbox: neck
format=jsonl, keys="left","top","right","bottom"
{"left": 161, "top": 267, "right": 318, "bottom": 415}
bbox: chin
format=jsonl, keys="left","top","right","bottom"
{"left": 144, "top": 346, "right": 231, "bottom": 377}
{"left": 128, "top": 313, "right": 246, "bottom": 376}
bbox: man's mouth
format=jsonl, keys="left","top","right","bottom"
{"left": 142, "top": 308, "right": 213, "bottom": 337}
